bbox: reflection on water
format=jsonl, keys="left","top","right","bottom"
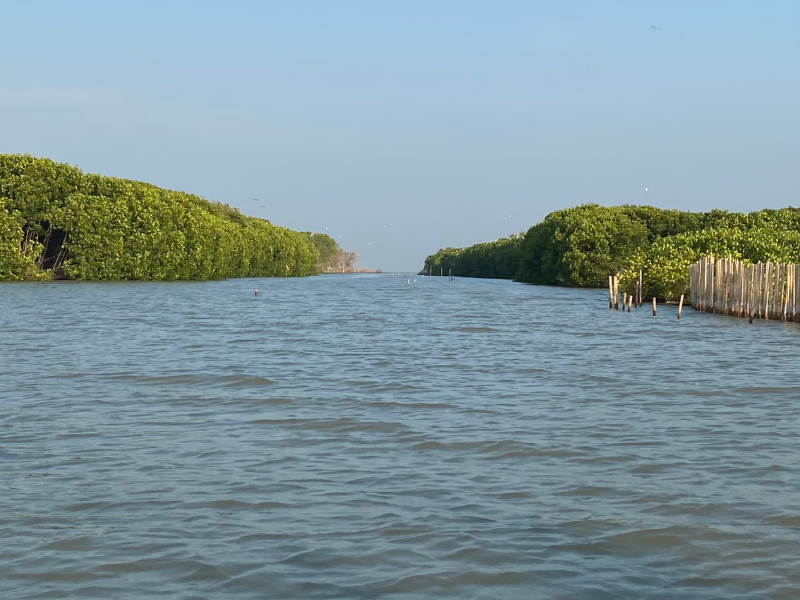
{"left": 1, "top": 275, "right": 799, "bottom": 599}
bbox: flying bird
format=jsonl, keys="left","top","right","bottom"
{"left": 645, "top": 187, "right": 648, "bottom": 192}
{"left": 651, "top": 25, "right": 661, "bottom": 30}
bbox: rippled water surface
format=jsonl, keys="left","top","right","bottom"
{"left": 2, "top": 275, "right": 799, "bottom": 599}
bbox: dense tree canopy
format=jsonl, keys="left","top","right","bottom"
{"left": 0, "top": 154, "right": 336, "bottom": 281}
{"left": 621, "top": 226, "right": 800, "bottom": 300}
{"left": 422, "top": 204, "right": 800, "bottom": 300}
{"left": 423, "top": 234, "right": 525, "bottom": 280}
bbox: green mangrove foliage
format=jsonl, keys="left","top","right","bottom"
{"left": 422, "top": 204, "right": 800, "bottom": 300}
{"left": 0, "top": 154, "right": 329, "bottom": 281}
{"left": 423, "top": 234, "right": 525, "bottom": 279}
{"left": 516, "top": 205, "right": 653, "bottom": 286}
{"left": 304, "top": 232, "right": 345, "bottom": 272}
{"left": 621, "top": 226, "right": 800, "bottom": 300}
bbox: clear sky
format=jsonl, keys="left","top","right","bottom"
{"left": 1, "top": 1, "right": 798, "bottom": 272}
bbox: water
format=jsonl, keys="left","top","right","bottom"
{"left": 1, "top": 275, "right": 798, "bottom": 599}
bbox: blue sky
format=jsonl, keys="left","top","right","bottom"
{"left": 1, "top": 0, "right": 798, "bottom": 271}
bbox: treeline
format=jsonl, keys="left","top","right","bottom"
{"left": 422, "top": 204, "right": 800, "bottom": 299}
{"left": 0, "top": 154, "right": 342, "bottom": 281}
{"left": 423, "top": 234, "right": 526, "bottom": 279}
{"left": 305, "top": 233, "right": 359, "bottom": 272}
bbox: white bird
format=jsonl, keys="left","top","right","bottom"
{"left": 645, "top": 187, "right": 648, "bottom": 192}
{"left": 368, "top": 242, "right": 372, "bottom": 246}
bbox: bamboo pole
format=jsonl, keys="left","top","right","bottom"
{"left": 789, "top": 263, "right": 792, "bottom": 321}
{"left": 783, "top": 264, "right": 790, "bottom": 322}
{"left": 723, "top": 258, "right": 728, "bottom": 315}
{"left": 747, "top": 265, "right": 756, "bottom": 324}
{"left": 708, "top": 256, "right": 714, "bottom": 313}
{"left": 792, "top": 265, "right": 798, "bottom": 322}
{"left": 721, "top": 258, "right": 727, "bottom": 315}
{"left": 701, "top": 257, "right": 706, "bottom": 311}
{"left": 694, "top": 261, "right": 700, "bottom": 310}
{"left": 685, "top": 257, "right": 800, "bottom": 323}
{"left": 740, "top": 261, "right": 745, "bottom": 318}
{"left": 763, "top": 262, "right": 770, "bottom": 320}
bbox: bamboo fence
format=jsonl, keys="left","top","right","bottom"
{"left": 689, "top": 256, "right": 800, "bottom": 323}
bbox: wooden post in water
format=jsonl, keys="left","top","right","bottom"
{"left": 788, "top": 263, "right": 794, "bottom": 322}
{"left": 746, "top": 263, "right": 753, "bottom": 323}
{"left": 758, "top": 262, "right": 765, "bottom": 319}
{"left": 740, "top": 262, "right": 745, "bottom": 318}
{"left": 722, "top": 257, "right": 727, "bottom": 315}
{"left": 707, "top": 256, "right": 713, "bottom": 312}
{"left": 698, "top": 257, "right": 703, "bottom": 311}
{"left": 638, "top": 270, "right": 643, "bottom": 307}
{"left": 627, "top": 294, "right": 632, "bottom": 312}
{"left": 701, "top": 258, "right": 706, "bottom": 311}
{"left": 764, "top": 262, "right": 771, "bottom": 320}
{"left": 706, "top": 256, "right": 716, "bottom": 313}
{"left": 608, "top": 276, "right": 614, "bottom": 309}
{"left": 667, "top": 257, "right": 800, "bottom": 323}
{"left": 652, "top": 296, "right": 657, "bottom": 317}
{"left": 782, "top": 263, "right": 790, "bottom": 321}
{"left": 792, "top": 265, "right": 798, "bottom": 321}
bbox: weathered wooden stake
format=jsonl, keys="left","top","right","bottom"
{"left": 652, "top": 296, "right": 657, "bottom": 317}
{"left": 677, "top": 294, "right": 684, "bottom": 320}
{"left": 687, "top": 257, "right": 800, "bottom": 323}
{"left": 638, "top": 270, "right": 643, "bottom": 307}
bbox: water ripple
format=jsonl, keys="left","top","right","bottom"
{"left": 1, "top": 275, "right": 799, "bottom": 599}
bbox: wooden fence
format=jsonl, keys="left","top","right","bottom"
{"left": 689, "top": 257, "right": 800, "bottom": 323}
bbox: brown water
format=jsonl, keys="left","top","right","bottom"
{"left": 1, "top": 275, "right": 799, "bottom": 599}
